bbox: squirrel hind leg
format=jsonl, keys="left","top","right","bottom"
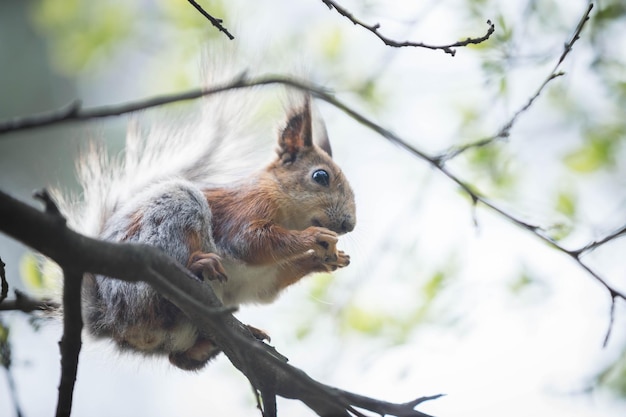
{"left": 120, "top": 325, "right": 168, "bottom": 351}
{"left": 169, "top": 337, "right": 221, "bottom": 371}
{"left": 187, "top": 251, "right": 228, "bottom": 283}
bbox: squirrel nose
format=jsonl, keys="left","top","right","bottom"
{"left": 340, "top": 216, "right": 355, "bottom": 234}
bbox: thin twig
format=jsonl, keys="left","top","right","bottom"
{"left": 322, "top": 0, "right": 494, "bottom": 56}
{"left": 436, "top": 3, "right": 594, "bottom": 162}
{"left": 187, "top": 0, "right": 234, "bottom": 40}
{"left": 573, "top": 223, "right": 626, "bottom": 256}
{"left": 603, "top": 294, "right": 617, "bottom": 348}
{"left": 0, "top": 290, "right": 59, "bottom": 312}
{"left": 0, "top": 257, "right": 7, "bottom": 304}
{"left": 4, "top": 369, "right": 24, "bottom": 417}
{"left": 1, "top": 315, "right": 25, "bottom": 417}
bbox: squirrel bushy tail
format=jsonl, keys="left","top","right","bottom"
{"left": 57, "top": 74, "right": 272, "bottom": 239}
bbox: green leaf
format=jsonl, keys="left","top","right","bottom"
{"left": 556, "top": 191, "right": 576, "bottom": 217}
{"left": 308, "top": 273, "right": 334, "bottom": 302}
{"left": 320, "top": 27, "right": 344, "bottom": 61}
{"left": 421, "top": 272, "right": 446, "bottom": 301}
{"left": 0, "top": 320, "right": 10, "bottom": 369}
{"left": 19, "top": 253, "right": 57, "bottom": 295}
{"left": 0, "top": 322, "right": 8, "bottom": 344}
{"left": 20, "top": 253, "right": 45, "bottom": 291}
{"left": 564, "top": 136, "right": 616, "bottom": 173}
{"left": 598, "top": 349, "right": 626, "bottom": 397}
{"left": 548, "top": 223, "right": 573, "bottom": 241}
{"left": 509, "top": 272, "right": 533, "bottom": 294}
{"left": 342, "top": 305, "right": 386, "bottom": 336}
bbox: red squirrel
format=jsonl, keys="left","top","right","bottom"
{"left": 60, "top": 92, "right": 356, "bottom": 370}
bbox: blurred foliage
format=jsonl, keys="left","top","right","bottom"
{"left": 19, "top": 253, "right": 57, "bottom": 298}
{"left": 462, "top": 0, "right": 626, "bottom": 186}
{"left": 555, "top": 189, "right": 576, "bottom": 218}
{"left": 338, "top": 269, "right": 452, "bottom": 345}
{"left": 0, "top": 319, "right": 10, "bottom": 369}
{"left": 598, "top": 348, "right": 626, "bottom": 397}
{"left": 30, "top": 0, "right": 227, "bottom": 86}
{"left": 467, "top": 144, "right": 517, "bottom": 193}
{"left": 31, "top": 0, "right": 134, "bottom": 73}
{"left": 463, "top": 0, "right": 626, "bottom": 397}
{"left": 564, "top": 123, "right": 625, "bottom": 173}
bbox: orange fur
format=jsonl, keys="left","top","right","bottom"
{"left": 120, "top": 210, "right": 143, "bottom": 241}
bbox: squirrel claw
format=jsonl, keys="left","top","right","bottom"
{"left": 245, "top": 324, "right": 271, "bottom": 343}
{"left": 324, "top": 250, "right": 350, "bottom": 270}
{"left": 309, "top": 226, "right": 339, "bottom": 260}
{"left": 188, "top": 252, "right": 228, "bottom": 283}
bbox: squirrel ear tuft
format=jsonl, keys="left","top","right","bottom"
{"left": 313, "top": 116, "right": 333, "bottom": 158}
{"left": 278, "top": 97, "right": 313, "bottom": 163}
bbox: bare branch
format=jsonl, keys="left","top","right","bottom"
{"left": 0, "top": 290, "right": 59, "bottom": 312}
{"left": 322, "top": 0, "right": 494, "bottom": 56}
{"left": 0, "top": 75, "right": 326, "bottom": 136}
{"left": 0, "top": 257, "right": 7, "bottom": 304}
{"left": 25, "top": 191, "right": 85, "bottom": 417}
{"left": 0, "top": 319, "right": 25, "bottom": 417}
{"left": 55, "top": 267, "right": 83, "bottom": 417}
{"left": 436, "top": 3, "right": 594, "bottom": 162}
{"left": 187, "top": 0, "right": 234, "bottom": 40}
{"left": 603, "top": 294, "right": 617, "bottom": 348}
{"left": 573, "top": 223, "right": 626, "bottom": 256}
{"left": 0, "top": 189, "right": 441, "bottom": 416}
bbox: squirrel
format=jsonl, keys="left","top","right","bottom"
{"left": 56, "top": 85, "right": 356, "bottom": 371}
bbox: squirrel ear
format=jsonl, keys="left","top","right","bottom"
{"left": 278, "top": 98, "right": 313, "bottom": 163}
{"left": 313, "top": 116, "right": 333, "bottom": 158}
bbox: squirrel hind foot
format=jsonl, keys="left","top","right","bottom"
{"left": 169, "top": 338, "right": 221, "bottom": 371}
{"left": 188, "top": 251, "right": 228, "bottom": 283}
{"left": 245, "top": 324, "right": 271, "bottom": 343}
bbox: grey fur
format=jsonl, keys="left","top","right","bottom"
{"left": 83, "top": 180, "right": 217, "bottom": 359}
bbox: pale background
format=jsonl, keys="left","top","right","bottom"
{"left": 1, "top": 0, "right": 625, "bottom": 416}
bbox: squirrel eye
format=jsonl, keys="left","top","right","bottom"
{"left": 312, "top": 169, "right": 330, "bottom": 187}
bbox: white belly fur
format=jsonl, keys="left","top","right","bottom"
{"left": 208, "top": 259, "right": 283, "bottom": 307}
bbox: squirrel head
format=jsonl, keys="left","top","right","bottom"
{"left": 267, "top": 97, "right": 356, "bottom": 235}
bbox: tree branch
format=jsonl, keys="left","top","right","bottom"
{"left": 321, "top": 0, "right": 494, "bottom": 56}
{"left": 0, "top": 189, "right": 440, "bottom": 416}
{"left": 55, "top": 266, "right": 83, "bottom": 417}
{"left": 0, "top": 290, "right": 59, "bottom": 313}
{"left": 572, "top": 223, "right": 626, "bottom": 256}
{"left": 0, "top": 257, "right": 7, "bottom": 304}
{"left": 0, "top": 75, "right": 325, "bottom": 136}
{"left": 187, "top": 0, "right": 234, "bottom": 40}
{"left": 0, "top": 318, "right": 24, "bottom": 417}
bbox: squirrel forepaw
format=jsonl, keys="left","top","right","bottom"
{"left": 188, "top": 252, "right": 228, "bottom": 283}
{"left": 325, "top": 250, "right": 350, "bottom": 271}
